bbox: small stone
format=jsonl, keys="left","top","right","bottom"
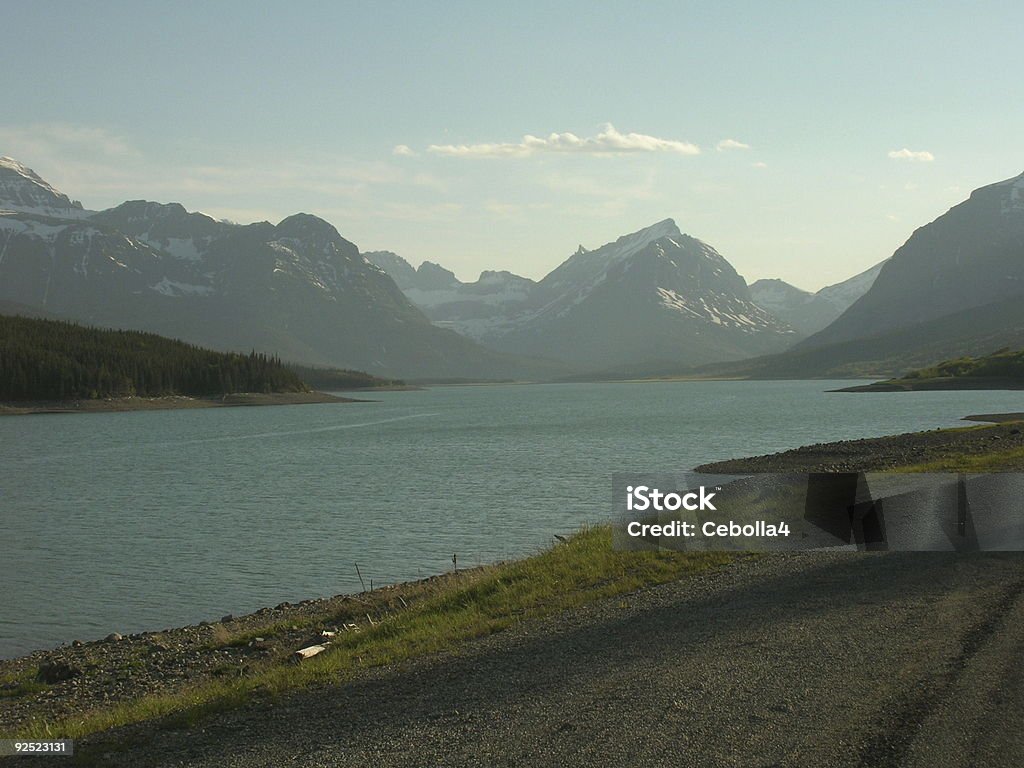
{"left": 221, "top": 614, "right": 234, "bottom": 623}
{"left": 71, "top": 640, "right": 83, "bottom": 647}
{"left": 105, "top": 632, "right": 123, "bottom": 642}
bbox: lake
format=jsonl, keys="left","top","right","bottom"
{"left": 2, "top": 380, "right": 1022, "bottom": 657}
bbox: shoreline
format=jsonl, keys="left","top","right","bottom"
{"left": 832, "top": 376, "right": 1024, "bottom": 393}
{"left": 5, "top": 413, "right": 1024, "bottom": 747}
{"left": 0, "top": 391, "right": 362, "bottom": 416}
{"left": 0, "top": 568, "right": 475, "bottom": 734}
{"left": 696, "top": 413, "right": 1024, "bottom": 474}
{"left": 0, "top": 531, "right": 731, "bottom": 743}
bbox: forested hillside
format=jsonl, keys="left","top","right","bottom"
{"left": 286, "top": 364, "right": 404, "bottom": 390}
{"left": 0, "top": 314, "right": 308, "bottom": 400}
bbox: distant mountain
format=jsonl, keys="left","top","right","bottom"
{"left": 749, "top": 261, "right": 886, "bottom": 335}
{"left": 371, "top": 220, "right": 797, "bottom": 370}
{"left": 0, "top": 159, "right": 560, "bottom": 380}
{"left": 500, "top": 220, "right": 800, "bottom": 369}
{"left": 681, "top": 172, "right": 1024, "bottom": 379}
{"left": 365, "top": 251, "right": 537, "bottom": 340}
{"left": 363, "top": 251, "right": 419, "bottom": 290}
{"left": 698, "top": 293, "right": 1024, "bottom": 379}
{"left": 802, "top": 172, "right": 1024, "bottom": 350}
{"left": 0, "top": 157, "right": 85, "bottom": 217}
{"left": 487, "top": 220, "right": 797, "bottom": 369}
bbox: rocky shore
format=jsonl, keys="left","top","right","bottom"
{"left": 697, "top": 416, "right": 1024, "bottom": 473}
{"left": 0, "top": 391, "right": 358, "bottom": 416}
{"left": 833, "top": 377, "right": 1024, "bottom": 393}
{"left": 0, "top": 571, "right": 464, "bottom": 734}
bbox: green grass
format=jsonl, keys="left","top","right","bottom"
{"left": 201, "top": 621, "right": 301, "bottom": 650}
{"left": 3, "top": 527, "right": 733, "bottom": 741}
{"left": 900, "top": 348, "right": 1024, "bottom": 381}
{"left": 0, "top": 668, "right": 47, "bottom": 699}
{"left": 893, "top": 445, "right": 1024, "bottom": 473}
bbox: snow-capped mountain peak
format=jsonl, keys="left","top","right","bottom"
{"left": 591, "top": 217, "right": 681, "bottom": 265}
{"left": 0, "top": 156, "right": 85, "bottom": 217}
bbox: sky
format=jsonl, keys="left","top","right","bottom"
{"left": 2, "top": 1, "right": 1021, "bottom": 290}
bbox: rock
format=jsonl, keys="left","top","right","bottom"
{"left": 105, "top": 632, "right": 123, "bottom": 642}
{"left": 71, "top": 639, "right": 83, "bottom": 647}
{"left": 291, "top": 644, "right": 328, "bottom": 663}
{"left": 37, "top": 661, "right": 82, "bottom": 683}
{"left": 221, "top": 614, "right": 234, "bottom": 623}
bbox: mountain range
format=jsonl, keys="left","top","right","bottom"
{"left": 698, "top": 171, "right": 1024, "bottom": 378}
{"left": 0, "top": 157, "right": 558, "bottom": 380}
{"left": 802, "top": 172, "right": 1024, "bottom": 351}
{"left": 4, "top": 154, "right": 1018, "bottom": 382}
{"left": 369, "top": 219, "right": 879, "bottom": 371}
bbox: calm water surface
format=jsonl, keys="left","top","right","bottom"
{"left": 2, "top": 380, "right": 1022, "bottom": 657}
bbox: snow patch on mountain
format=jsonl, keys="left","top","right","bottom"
{"left": 137, "top": 234, "right": 206, "bottom": 262}
{"left": 0, "top": 214, "right": 70, "bottom": 239}
{"left": 151, "top": 278, "right": 214, "bottom": 297}
{"left": 656, "top": 287, "right": 703, "bottom": 317}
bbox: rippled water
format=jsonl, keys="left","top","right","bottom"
{"left": 2, "top": 380, "right": 1022, "bottom": 657}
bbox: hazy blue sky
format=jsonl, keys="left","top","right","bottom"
{"left": 2, "top": 1, "right": 1021, "bottom": 289}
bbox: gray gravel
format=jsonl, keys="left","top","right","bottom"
{"left": 696, "top": 420, "right": 1024, "bottom": 473}
{"left": 38, "top": 551, "right": 1024, "bottom": 768}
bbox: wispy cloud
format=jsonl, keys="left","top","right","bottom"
{"left": 392, "top": 144, "right": 415, "bottom": 157}
{"left": 888, "top": 148, "right": 934, "bottom": 162}
{"left": 0, "top": 122, "right": 139, "bottom": 160}
{"left": 752, "top": 161, "right": 768, "bottom": 169}
{"left": 426, "top": 123, "right": 700, "bottom": 158}
{"left": 716, "top": 138, "right": 750, "bottom": 151}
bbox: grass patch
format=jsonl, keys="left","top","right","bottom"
{"left": 2, "top": 527, "right": 733, "bottom": 741}
{"left": 893, "top": 445, "right": 1024, "bottom": 473}
{"left": 0, "top": 669, "right": 47, "bottom": 699}
{"left": 203, "top": 619, "right": 312, "bottom": 650}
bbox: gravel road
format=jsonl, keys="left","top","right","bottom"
{"left": 58, "top": 551, "right": 1024, "bottom": 768}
